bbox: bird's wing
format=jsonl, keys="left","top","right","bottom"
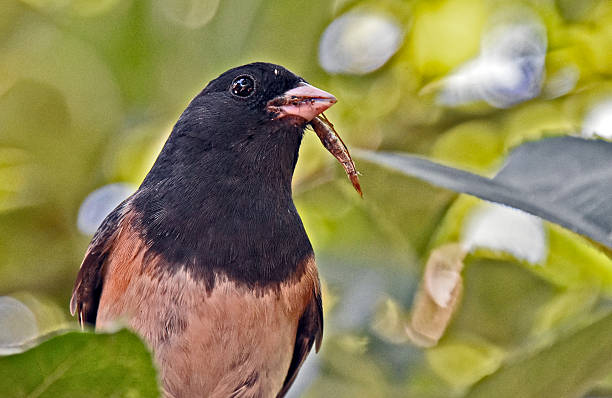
{"left": 70, "top": 199, "right": 131, "bottom": 326}
{"left": 277, "top": 274, "right": 323, "bottom": 398}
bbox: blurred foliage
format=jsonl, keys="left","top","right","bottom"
{"left": 0, "top": 329, "right": 160, "bottom": 397}
{"left": 466, "top": 310, "right": 612, "bottom": 398}
{"left": 0, "top": 0, "right": 611, "bottom": 396}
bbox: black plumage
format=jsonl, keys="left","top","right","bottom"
{"left": 132, "top": 63, "right": 313, "bottom": 290}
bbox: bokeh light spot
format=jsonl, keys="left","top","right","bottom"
{"left": 319, "top": 11, "right": 403, "bottom": 75}
{"left": 77, "top": 183, "right": 135, "bottom": 235}
{"left": 582, "top": 98, "right": 612, "bottom": 139}
{"left": 159, "top": 0, "right": 221, "bottom": 29}
{"left": 438, "top": 8, "right": 547, "bottom": 108}
{"left": 462, "top": 203, "right": 548, "bottom": 265}
{"left": 0, "top": 296, "right": 38, "bottom": 350}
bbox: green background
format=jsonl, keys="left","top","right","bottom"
{"left": 1, "top": 0, "right": 612, "bottom": 396}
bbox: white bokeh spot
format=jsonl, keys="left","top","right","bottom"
{"left": 438, "top": 8, "right": 547, "bottom": 108}
{"left": 0, "top": 296, "right": 38, "bottom": 352}
{"left": 77, "top": 183, "right": 135, "bottom": 235}
{"left": 582, "top": 98, "right": 612, "bottom": 139}
{"left": 461, "top": 203, "right": 548, "bottom": 264}
{"left": 319, "top": 11, "right": 403, "bottom": 75}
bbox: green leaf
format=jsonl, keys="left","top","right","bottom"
{"left": 465, "top": 310, "right": 612, "bottom": 398}
{"left": 531, "top": 289, "right": 598, "bottom": 336}
{"left": 426, "top": 338, "right": 505, "bottom": 389}
{"left": 409, "top": 0, "right": 486, "bottom": 77}
{"left": 431, "top": 121, "right": 504, "bottom": 171}
{"left": 0, "top": 329, "right": 160, "bottom": 398}
{"left": 357, "top": 137, "right": 612, "bottom": 250}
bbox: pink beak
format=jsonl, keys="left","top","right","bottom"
{"left": 267, "top": 83, "right": 337, "bottom": 122}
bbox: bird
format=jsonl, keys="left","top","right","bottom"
{"left": 70, "top": 62, "right": 343, "bottom": 398}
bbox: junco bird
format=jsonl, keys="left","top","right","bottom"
{"left": 70, "top": 62, "right": 359, "bottom": 398}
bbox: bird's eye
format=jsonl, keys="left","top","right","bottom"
{"left": 230, "top": 76, "right": 255, "bottom": 98}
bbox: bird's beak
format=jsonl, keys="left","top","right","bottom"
{"left": 267, "top": 83, "right": 337, "bottom": 122}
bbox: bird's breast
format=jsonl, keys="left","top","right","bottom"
{"left": 96, "top": 230, "right": 319, "bottom": 398}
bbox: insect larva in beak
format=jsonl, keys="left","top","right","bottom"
{"left": 310, "top": 114, "right": 362, "bottom": 196}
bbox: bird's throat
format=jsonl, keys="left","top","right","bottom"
{"left": 131, "top": 125, "right": 313, "bottom": 290}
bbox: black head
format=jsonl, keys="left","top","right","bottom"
{"left": 196, "top": 63, "right": 303, "bottom": 124}
{"left": 132, "top": 63, "right": 336, "bottom": 288}
{"left": 140, "top": 62, "right": 338, "bottom": 195}
{"left": 171, "top": 62, "right": 335, "bottom": 149}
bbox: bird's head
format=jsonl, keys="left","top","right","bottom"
{"left": 143, "top": 62, "right": 360, "bottom": 198}
{"left": 177, "top": 62, "right": 336, "bottom": 144}
{"left": 144, "top": 62, "right": 342, "bottom": 196}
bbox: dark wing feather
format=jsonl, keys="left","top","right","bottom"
{"left": 70, "top": 199, "right": 130, "bottom": 326}
{"left": 277, "top": 286, "right": 323, "bottom": 398}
